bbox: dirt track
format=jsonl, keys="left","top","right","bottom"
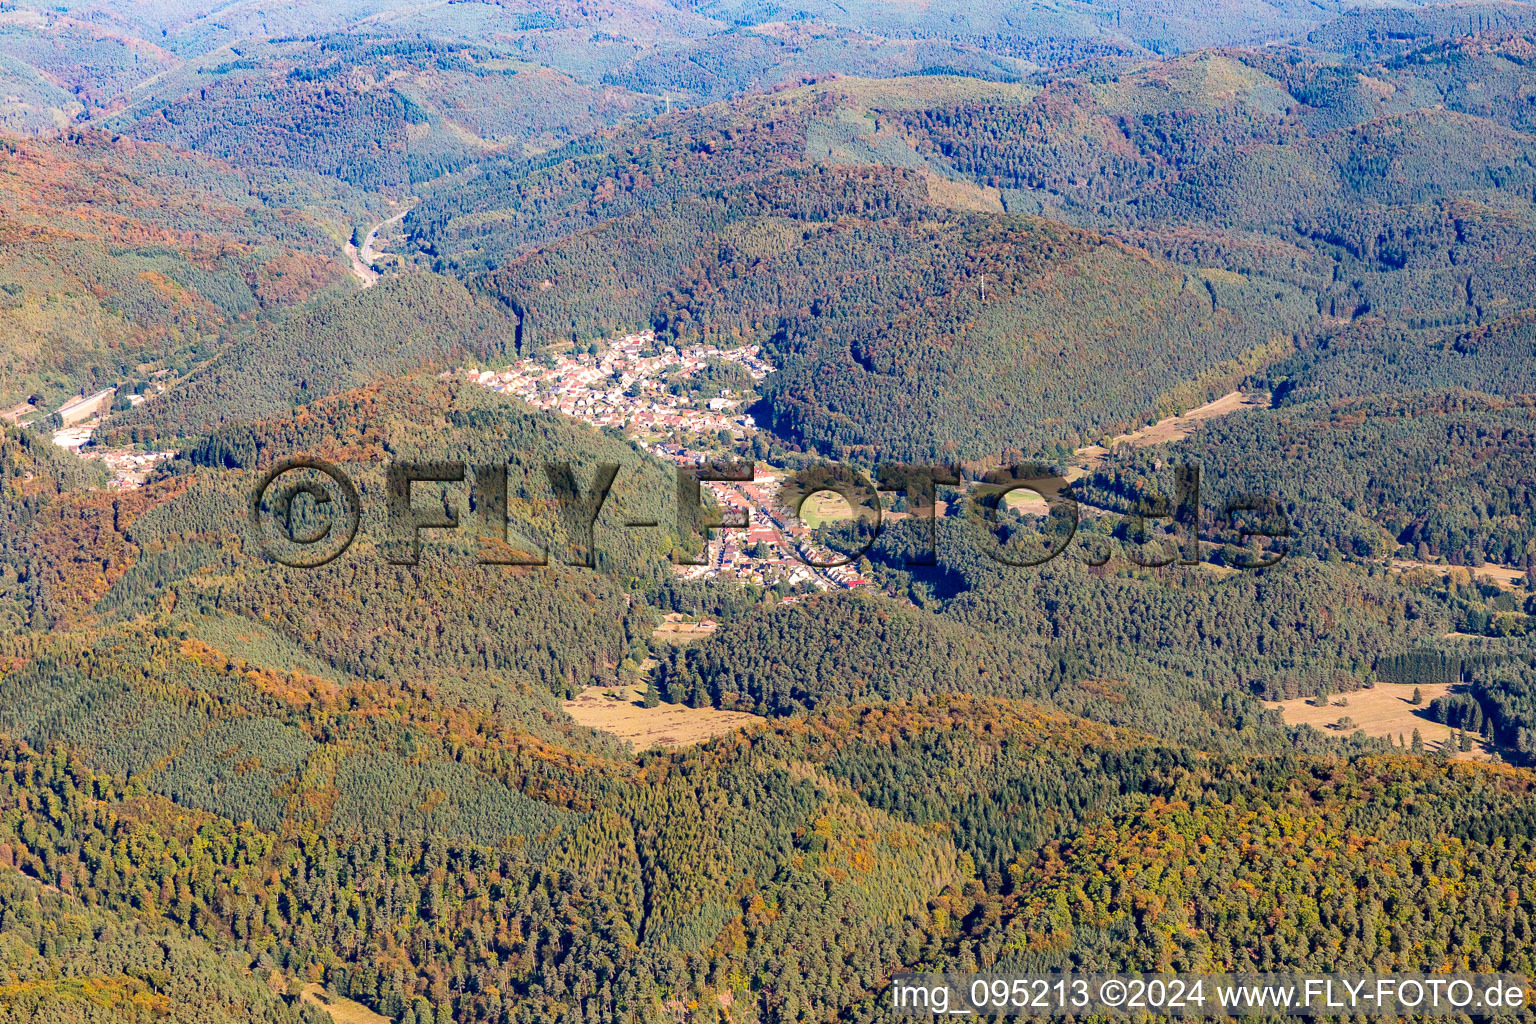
{"left": 1069, "top": 390, "right": 1271, "bottom": 476}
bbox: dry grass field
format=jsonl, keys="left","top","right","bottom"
{"left": 1268, "top": 682, "right": 1492, "bottom": 760}
{"left": 1001, "top": 490, "right": 1051, "bottom": 515}
{"left": 563, "top": 617, "right": 757, "bottom": 750}
{"left": 1391, "top": 559, "right": 1525, "bottom": 592}
{"left": 653, "top": 614, "right": 719, "bottom": 644}
{"left": 563, "top": 685, "right": 760, "bottom": 750}
{"left": 299, "top": 983, "right": 391, "bottom": 1024}
{"left": 925, "top": 175, "right": 1005, "bottom": 212}
{"left": 1069, "top": 390, "right": 1271, "bottom": 478}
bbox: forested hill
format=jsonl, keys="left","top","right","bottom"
{"left": 1308, "top": 1, "right": 1536, "bottom": 59}
{"left": 0, "top": 686, "right": 1534, "bottom": 1024}
{"left": 4, "top": 372, "right": 687, "bottom": 640}
{"left": 0, "top": 131, "right": 358, "bottom": 407}
{"left": 1079, "top": 389, "right": 1536, "bottom": 566}
{"left": 0, "top": 868, "right": 321, "bottom": 1024}
{"left": 98, "top": 36, "right": 668, "bottom": 191}
{"left": 653, "top": 548, "right": 1461, "bottom": 743}
{"left": 0, "top": 0, "right": 1486, "bottom": 133}
{"left": 381, "top": 29, "right": 1536, "bottom": 462}
{"left": 2, "top": 4, "right": 1536, "bottom": 1023}
{"left": 102, "top": 274, "right": 524, "bottom": 440}
{"left": 481, "top": 161, "right": 1313, "bottom": 462}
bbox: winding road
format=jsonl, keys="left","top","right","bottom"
{"left": 345, "top": 203, "right": 413, "bottom": 287}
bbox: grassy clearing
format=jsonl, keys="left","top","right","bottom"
{"left": 798, "top": 490, "right": 855, "bottom": 528}
{"left": 1391, "top": 559, "right": 1526, "bottom": 592}
{"left": 653, "top": 614, "right": 719, "bottom": 644}
{"left": 563, "top": 685, "right": 759, "bottom": 751}
{"left": 299, "top": 983, "right": 391, "bottom": 1024}
{"left": 1268, "top": 682, "right": 1492, "bottom": 760}
{"left": 1072, "top": 390, "right": 1271, "bottom": 469}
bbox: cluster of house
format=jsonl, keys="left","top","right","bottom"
{"left": 454, "top": 331, "right": 771, "bottom": 439}
{"left": 53, "top": 422, "right": 175, "bottom": 490}
{"left": 16, "top": 384, "right": 177, "bottom": 491}
{"left": 668, "top": 469, "right": 871, "bottom": 591}
{"left": 458, "top": 331, "right": 871, "bottom": 592}
{"left": 92, "top": 448, "right": 176, "bottom": 490}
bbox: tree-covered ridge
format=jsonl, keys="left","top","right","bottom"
{"left": 1081, "top": 389, "right": 1536, "bottom": 565}
{"left": 1308, "top": 2, "right": 1536, "bottom": 60}
{"left": 890, "top": 39, "right": 1536, "bottom": 329}
{"left": 0, "top": 9, "right": 178, "bottom": 121}
{"left": 0, "top": 690, "right": 1535, "bottom": 1023}
{"left": 51, "top": 376, "right": 690, "bottom": 691}
{"left": 1133, "top": 107, "right": 1536, "bottom": 319}
{"left": 0, "top": 623, "right": 597, "bottom": 843}
{"left": 408, "top": 86, "right": 833, "bottom": 268}
{"left": 103, "top": 275, "right": 521, "bottom": 440}
{"left": 6, "top": 0, "right": 1479, "bottom": 99}
{"left": 2, "top": 369, "right": 699, "bottom": 699}
{"left": 0, "top": 868, "right": 319, "bottom": 1024}
{"left": 0, "top": 48, "right": 87, "bottom": 134}
{"left": 0, "top": 699, "right": 968, "bottom": 1024}
{"left": 0, "top": 471, "right": 183, "bottom": 631}
{"left": 652, "top": 593, "right": 1040, "bottom": 715}
{"left": 163, "top": 371, "right": 684, "bottom": 563}
{"left": 657, "top": 547, "right": 1460, "bottom": 741}
{"left": 898, "top": 53, "right": 1302, "bottom": 202}
{"left": 1261, "top": 310, "right": 1536, "bottom": 405}
{"left": 743, "top": 212, "right": 1310, "bottom": 461}
{"left": 939, "top": 753, "right": 1536, "bottom": 975}
{"left": 101, "top": 36, "right": 667, "bottom": 191}
{"left": 601, "top": 23, "right": 1031, "bottom": 105}
{"left": 0, "top": 131, "right": 355, "bottom": 405}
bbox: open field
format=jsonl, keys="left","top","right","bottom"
{"left": 563, "top": 685, "right": 760, "bottom": 750}
{"left": 653, "top": 614, "right": 718, "bottom": 644}
{"left": 797, "top": 489, "right": 857, "bottom": 527}
{"left": 1268, "top": 682, "right": 1492, "bottom": 760}
{"left": 1068, "top": 390, "right": 1271, "bottom": 478}
{"left": 1391, "top": 559, "right": 1527, "bottom": 592}
{"left": 300, "top": 983, "right": 390, "bottom": 1024}
{"left": 925, "top": 175, "right": 1004, "bottom": 213}
{"left": 1001, "top": 490, "right": 1051, "bottom": 515}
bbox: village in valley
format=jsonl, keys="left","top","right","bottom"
{"left": 19, "top": 325, "right": 876, "bottom": 593}
{"left": 3, "top": 381, "right": 176, "bottom": 490}
{"left": 451, "top": 330, "right": 873, "bottom": 594}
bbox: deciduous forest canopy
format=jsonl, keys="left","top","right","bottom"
{"left": 1, "top": 1, "right": 1535, "bottom": 1022}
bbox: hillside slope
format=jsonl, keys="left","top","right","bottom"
{"left": 0, "top": 131, "right": 358, "bottom": 406}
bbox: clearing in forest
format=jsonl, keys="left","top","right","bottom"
{"left": 1267, "top": 682, "right": 1492, "bottom": 760}
{"left": 1068, "top": 390, "right": 1271, "bottom": 477}
{"left": 563, "top": 685, "right": 760, "bottom": 750}
{"left": 299, "top": 983, "right": 391, "bottom": 1024}
{"left": 653, "top": 614, "right": 719, "bottom": 643}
